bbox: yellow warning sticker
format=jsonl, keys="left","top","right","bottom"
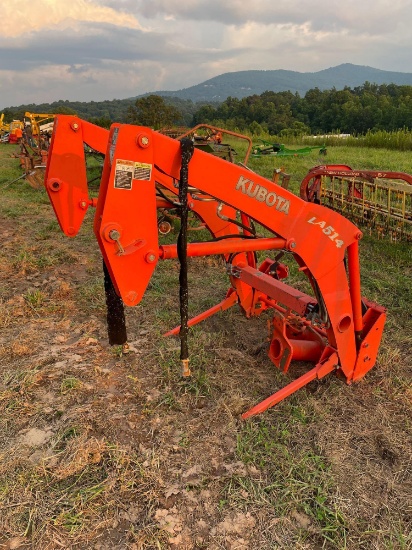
{"left": 114, "top": 160, "right": 153, "bottom": 189}
{"left": 133, "top": 162, "right": 152, "bottom": 181}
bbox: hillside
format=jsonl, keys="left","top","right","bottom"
{"left": 151, "top": 63, "right": 412, "bottom": 101}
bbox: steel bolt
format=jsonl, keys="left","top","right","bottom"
{"left": 158, "top": 220, "right": 172, "bottom": 235}
{"left": 109, "top": 229, "right": 121, "bottom": 241}
{"left": 136, "top": 133, "right": 150, "bottom": 148}
{"left": 145, "top": 252, "right": 156, "bottom": 263}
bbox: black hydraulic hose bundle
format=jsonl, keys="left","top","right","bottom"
{"left": 102, "top": 138, "right": 194, "bottom": 363}
{"left": 177, "top": 138, "right": 194, "bottom": 376}
{"left": 103, "top": 259, "right": 128, "bottom": 348}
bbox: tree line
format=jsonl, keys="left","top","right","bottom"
{"left": 192, "top": 83, "right": 412, "bottom": 136}
{"left": 0, "top": 97, "right": 205, "bottom": 130}
{"left": 3, "top": 82, "right": 412, "bottom": 136}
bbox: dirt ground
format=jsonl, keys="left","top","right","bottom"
{"left": 0, "top": 151, "right": 411, "bottom": 549}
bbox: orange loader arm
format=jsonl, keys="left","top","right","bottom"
{"left": 45, "top": 117, "right": 109, "bottom": 234}
{"left": 44, "top": 116, "right": 386, "bottom": 418}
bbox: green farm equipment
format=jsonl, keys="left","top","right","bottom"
{"left": 252, "top": 139, "right": 327, "bottom": 158}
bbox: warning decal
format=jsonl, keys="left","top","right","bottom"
{"left": 133, "top": 162, "right": 152, "bottom": 181}
{"left": 109, "top": 127, "right": 119, "bottom": 166}
{"left": 114, "top": 159, "right": 134, "bottom": 190}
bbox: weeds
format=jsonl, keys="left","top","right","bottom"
{"left": 76, "top": 276, "right": 105, "bottom": 309}
{"left": 60, "top": 377, "right": 82, "bottom": 393}
{"left": 157, "top": 390, "right": 180, "bottom": 411}
{"left": 236, "top": 420, "right": 347, "bottom": 547}
{"left": 23, "top": 289, "right": 44, "bottom": 309}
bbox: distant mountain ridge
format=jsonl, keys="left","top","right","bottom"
{"left": 149, "top": 63, "right": 412, "bottom": 101}
{"left": 4, "top": 64, "right": 412, "bottom": 121}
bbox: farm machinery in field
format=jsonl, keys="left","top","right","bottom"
{"left": 161, "top": 124, "right": 254, "bottom": 165}
{"left": 301, "top": 165, "right": 412, "bottom": 241}
{"left": 252, "top": 139, "right": 327, "bottom": 158}
{"left": 7, "top": 112, "right": 105, "bottom": 189}
{"left": 0, "top": 114, "right": 24, "bottom": 144}
{"left": 43, "top": 115, "right": 386, "bottom": 418}
{"left": 7, "top": 113, "right": 58, "bottom": 189}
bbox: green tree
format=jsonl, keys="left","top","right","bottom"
{"left": 54, "top": 105, "right": 77, "bottom": 115}
{"left": 88, "top": 116, "right": 112, "bottom": 129}
{"left": 279, "top": 121, "right": 310, "bottom": 138}
{"left": 249, "top": 121, "right": 264, "bottom": 135}
{"left": 127, "top": 95, "right": 181, "bottom": 129}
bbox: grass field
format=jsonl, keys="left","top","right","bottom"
{"left": 0, "top": 141, "right": 411, "bottom": 549}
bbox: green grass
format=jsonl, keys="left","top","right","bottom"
{"left": 237, "top": 127, "right": 412, "bottom": 151}
{"left": 235, "top": 419, "right": 347, "bottom": 547}
{"left": 244, "top": 142, "right": 412, "bottom": 193}
{"left": 60, "top": 377, "right": 83, "bottom": 393}
{"left": 299, "top": 128, "right": 412, "bottom": 151}
{"left": 75, "top": 275, "right": 105, "bottom": 309}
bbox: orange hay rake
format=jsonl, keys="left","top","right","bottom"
{"left": 301, "top": 165, "right": 412, "bottom": 241}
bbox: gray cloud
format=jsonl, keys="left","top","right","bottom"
{"left": 1, "top": 0, "right": 412, "bottom": 108}
{"left": 0, "top": 18, "right": 249, "bottom": 107}
{"left": 124, "top": 0, "right": 411, "bottom": 36}
{"left": 0, "top": 21, "right": 244, "bottom": 72}
{"left": 0, "top": 25, "right": 165, "bottom": 71}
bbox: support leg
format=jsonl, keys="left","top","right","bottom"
{"left": 164, "top": 290, "right": 238, "bottom": 337}
{"left": 103, "top": 259, "right": 127, "bottom": 347}
{"left": 242, "top": 351, "right": 338, "bottom": 419}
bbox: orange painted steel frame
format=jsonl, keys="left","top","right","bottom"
{"left": 46, "top": 117, "right": 109, "bottom": 234}
{"left": 44, "top": 116, "right": 387, "bottom": 418}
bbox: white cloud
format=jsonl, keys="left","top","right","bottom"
{"left": 0, "top": 0, "right": 142, "bottom": 38}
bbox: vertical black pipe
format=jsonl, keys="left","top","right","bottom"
{"left": 177, "top": 138, "right": 194, "bottom": 376}
{"left": 103, "top": 259, "right": 128, "bottom": 347}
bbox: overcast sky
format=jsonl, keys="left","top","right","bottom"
{"left": 1, "top": 0, "right": 411, "bottom": 109}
